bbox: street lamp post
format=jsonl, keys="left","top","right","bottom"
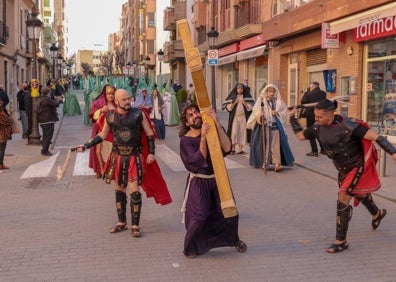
{"left": 67, "top": 64, "right": 71, "bottom": 78}
{"left": 132, "top": 60, "right": 138, "bottom": 96}
{"left": 145, "top": 55, "right": 150, "bottom": 83}
{"left": 57, "top": 54, "right": 63, "bottom": 79}
{"left": 207, "top": 27, "right": 219, "bottom": 110}
{"left": 157, "top": 49, "right": 164, "bottom": 78}
{"left": 126, "top": 61, "right": 131, "bottom": 77}
{"left": 62, "top": 59, "right": 66, "bottom": 78}
{"left": 26, "top": 9, "right": 43, "bottom": 145}
{"left": 49, "top": 43, "right": 58, "bottom": 79}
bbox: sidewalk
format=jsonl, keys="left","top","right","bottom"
{"left": 4, "top": 105, "right": 396, "bottom": 203}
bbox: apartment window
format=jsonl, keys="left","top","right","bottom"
{"left": 147, "top": 40, "right": 154, "bottom": 54}
{"left": 147, "top": 13, "right": 155, "bottom": 27}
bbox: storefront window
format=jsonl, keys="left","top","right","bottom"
{"left": 366, "top": 38, "right": 396, "bottom": 136}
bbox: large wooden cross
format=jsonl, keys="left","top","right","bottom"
{"left": 177, "top": 19, "right": 238, "bottom": 218}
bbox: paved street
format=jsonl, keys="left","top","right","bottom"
{"left": 1, "top": 91, "right": 396, "bottom": 281}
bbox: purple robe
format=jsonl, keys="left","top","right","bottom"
{"left": 180, "top": 135, "right": 240, "bottom": 256}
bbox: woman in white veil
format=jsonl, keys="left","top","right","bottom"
{"left": 247, "top": 84, "right": 294, "bottom": 171}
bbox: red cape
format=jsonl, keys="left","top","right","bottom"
{"left": 140, "top": 109, "right": 172, "bottom": 205}
{"left": 339, "top": 121, "right": 381, "bottom": 202}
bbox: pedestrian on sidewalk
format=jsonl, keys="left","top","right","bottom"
{"left": 300, "top": 82, "right": 326, "bottom": 156}
{"left": 24, "top": 82, "right": 33, "bottom": 140}
{"left": 16, "top": 82, "right": 29, "bottom": 138}
{"left": 76, "top": 89, "right": 171, "bottom": 238}
{"left": 178, "top": 103, "right": 247, "bottom": 258}
{"left": 0, "top": 100, "right": 13, "bottom": 170}
{"left": 289, "top": 99, "right": 396, "bottom": 253}
{"left": 0, "top": 84, "right": 9, "bottom": 116}
{"left": 38, "top": 87, "right": 59, "bottom": 156}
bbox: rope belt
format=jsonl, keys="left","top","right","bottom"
{"left": 180, "top": 172, "right": 215, "bottom": 224}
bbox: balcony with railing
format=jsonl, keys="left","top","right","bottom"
{"left": 163, "top": 40, "right": 185, "bottom": 63}
{"left": 163, "top": 1, "right": 187, "bottom": 31}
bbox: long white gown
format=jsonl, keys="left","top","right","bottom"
{"left": 162, "top": 91, "right": 172, "bottom": 125}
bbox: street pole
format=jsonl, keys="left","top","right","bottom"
{"left": 28, "top": 39, "right": 41, "bottom": 145}
{"left": 26, "top": 9, "right": 42, "bottom": 145}
{"left": 132, "top": 60, "right": 137, "bottom": 97}
{"left": 207, "top": 27, "right": 219, "bottom": 111}
{"left": 211, "top": 65, "right": 216, "bottom": 111}
{"left": 157, "top": 49, "right": 164, "bottom": 84}
{"left": 50, "top": 43, "right": 58, "bottom": 79}
{"left": 145, "top": 55, "right": 150, "bottom": 84}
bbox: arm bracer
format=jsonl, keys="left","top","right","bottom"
{"left": 84, "top": 135, "right": 103, "bottom": 149}
{"left": 289, "top": 116, "right": 303, "bottom": 134}
{"left": 376, "top": 135, "right": 396, "bottom": 155}
{"left": 147, "top": 135, "right": 155, "bottom": 155}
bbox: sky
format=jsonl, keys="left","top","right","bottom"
{"left": 66, "top": 0, "right": 169, "bottom": 57}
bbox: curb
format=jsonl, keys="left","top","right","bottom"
{"left": 50, "top": 105, "right": 64, "bottom": 151}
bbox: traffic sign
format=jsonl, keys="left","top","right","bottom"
{"left": 208, "top": 49, "right": 218, "bottom": 66}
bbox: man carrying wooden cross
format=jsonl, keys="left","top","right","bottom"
{"left": 179, "top": 104, "right": 247, "bottom": 258}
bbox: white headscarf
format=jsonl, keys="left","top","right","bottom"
{"left": 246, "top": 84, "right": 287, "bottom": 129}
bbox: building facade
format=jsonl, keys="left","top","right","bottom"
{"left": 117, "top": 0, "right": 157, "bottom": 82}
{"left": 1, "top": 0, "right": 51, "bottom": 109}
{"left": 263, "top": 0, "right": 396, "bottom": 141}
{"left": 162, "top": 0, "right": 396, "bottom": 142}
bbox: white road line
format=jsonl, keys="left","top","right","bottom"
{"left": 20, "top": 145, "right": 245, "bottom": 179}
{"left": 73, "top": 150, "right": 96, "bottom": 175}
{"left": 156, "top": 144, "right": 186, "bottom": 172}
{"left": 21, "top": 152, "right": 60, "bottom": 179}
{"left": 224, "top": 157, "right": 244, "bottom": 169}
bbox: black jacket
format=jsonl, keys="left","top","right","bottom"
{"left": 300, "top": 88, "right": 326, "bottom": 117}
{"left": 17, "top": 89, "right": 28, "bottom": 111}
{"left": 38, "top": 95, "right": 59, "bottom": 123}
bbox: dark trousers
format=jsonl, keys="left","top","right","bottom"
{"left": 306, "top": 116, "right": 323, "bottom": 153}
{"left": 40, "top": 123, "right": 55, "bottom": 151}
{"left": 0, "top": 141, "right": 6, "bottom": 165}
{"left": 26, "top": 113, "right": 32, "bottom": 138}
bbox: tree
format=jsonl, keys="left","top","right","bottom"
{"left": 114, "top": 49, "right": 123, "bottom": 72}
{"left": 100, "top": 51, "right": 114, "bottom": 75}
{"left": 81, "top": 62, "right": 92, "bottom": 76}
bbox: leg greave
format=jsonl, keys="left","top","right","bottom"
{"left": 357, "top": 194, "right": 379, "bottom": 216}
{"left": 115, "top": 190, "right": 127, "bottom": 223}
{"left": 336, "top": 201, "right": 353, "bottom": 241}
{"left": 130, "top": 191, "right": 142, "bottom": 226}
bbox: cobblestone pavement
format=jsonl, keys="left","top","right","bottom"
{"left": 1, "top": 92, "right": 396, "bottom": 281}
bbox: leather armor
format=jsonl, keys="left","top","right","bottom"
{"left": 106, "top": 108, "right": 143, "bottom": 155}
{"left": 313, "top": 116, "right": 364, "bottom": 173}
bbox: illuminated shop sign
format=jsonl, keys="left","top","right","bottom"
{"left": 353, "top": 15, "right": 396, "bottom": 42}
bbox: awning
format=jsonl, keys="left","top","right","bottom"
{"left": 217, "top": 54, "right": 237, "bottom": 66}
{"left": 236, "top": 45, "right": 266, "bottom": 61}
{"left": 330, "top": 2, "right": 396, "bottom": 35}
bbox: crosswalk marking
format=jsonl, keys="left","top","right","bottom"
{"left": 20, "top": 144, "right": 246, "bottom": 179}
{"left": 156, "top": 144, "right": 186, "bottom": 172}
{"left": 224, "top": 156, "right": 245, "bottom": 169}
{"left": 73, "top": 150, "right": 96, "bottom": 175}
{"left": 21, "top": 152, "right": 60, "bottom": 179}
